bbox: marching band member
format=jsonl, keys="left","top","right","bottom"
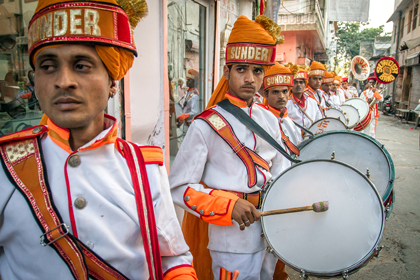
{"left": 286, "top": 64, "right": 322, "bottom": 130}
{"left": 169, "top": 15, "right": 290, "bottom": 280}
{"left": 0, "top": 0, "right": 197, "bottom": 279}
{"left": 333, "top": 76, "right": 346, "bottom": 105}
{"left": 360, "top": 76, "right": 383, "bottom": 138}
{"left": 320, "top": 71, "right": 339, "bottom": 108}
{"left": 263, "top": 63, "right": 302, "bottom": 172}
{"left": 178, "top": 69, "right": 200, "bottom": 125}
{"left": 341, "top": 77, "right": 353, "bottom": 99}
{"left": 329, "top": 73, "right": 343, "bottom": 108}
{"left": 304, "top": 61, "right": 328, "bottom": 116}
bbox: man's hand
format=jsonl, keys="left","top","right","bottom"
{"left": 231, "top": 198, "right": 261, "bottom": 231}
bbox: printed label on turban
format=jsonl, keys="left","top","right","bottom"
{"left": 28, "top": 2, "right": 136, "bottom": 57}
{"left": 226, "top": 43, "right": 276, "bottom": 65}
{"left": 294, "top": 72, "right": 309, "bottom": 80}
{"left": 309, "top": 69, "right": 326, "bottom": 77}
{"left": 263, "top": 74, "right": 294, "bottom": 90}
{"left": 322, "top": 77, "right": 334, "bottom": 84}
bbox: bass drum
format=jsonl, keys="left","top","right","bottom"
{"left": 340, "top": 104, "right": 360, "bottom": 129}
{"left": 344, "top": 98, "right": 371, "bottom": 131}
{"left": 261, "top": 160, "right": 385, "bottom": 278}
{"left": 324, "top": 108, "right": 348, "bottom": 125}
{"left": 305, "top": 118, "right": 347, "bottom": 138}
{"left": 298, "top": 131, "right": 395, "bottom": 218}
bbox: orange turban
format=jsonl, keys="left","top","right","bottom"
{"left": 288, "top": 63, "right": 310, "bottom": 81}
{"left": 207, "top": 15, "right": 284, "bottom": 108}
{"left": 187, "top": 69, "right": 199, "bottom": 80}
{"left": 263, "top": 63, "right": 293, "bottom": 91}
{"left": 323, "top": 72, "right": 335, "bottom": 84}
{"left": 309, "top": 61, "right": 327, "bottom": 77}
{"left": 333, "top": 76, "right": 342, "bottom": 85}
{"left": 29, "top": 0, "right": 147, "bottom": 80}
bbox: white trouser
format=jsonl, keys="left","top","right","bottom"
{"left": 362, "top": 112, "right": 377, "bottom": 139}
{"left": 210, "top": 249, "right": 278, "bottom": 280}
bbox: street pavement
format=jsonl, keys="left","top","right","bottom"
{"left": 286, "top": 114, "right": 420, "bottom": 279}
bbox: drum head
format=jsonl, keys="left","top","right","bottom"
{"left": 307, "top": 118, "right": 347, "bottom": 136}
{"left": 261, "top": 160, "right": 384, "bottom": 277}
{"left": 324, "top": 108, "right": 347, "bottom": 125}
{"left": 340, "top": 104, "right": 360, "bottom": 129}
{"left": 344, "top": 98, "right": 369, "bottom": 120}
{"left": 298, "top": 131, "right": 395, "bottom": 201}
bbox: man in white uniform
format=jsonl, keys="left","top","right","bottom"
{"left": 286, "top": 64, "right": 322, "bottom": 130}
{"left": 360, "top": 77, "right": 383, "bottom": 138}
{"left": 320, "top": 71, "right": 339, "bottom": 108}
{"left": 0, "top": 1, "right": 197, "bottom": 279}
{"left": 170, "top": 15, "right": 290, "bottom": 280}
{"left": 333, "top": 76, "right": 346, "bottom": 105}
{"left": 303, "top": 61, "right": 328, "bottom": 116}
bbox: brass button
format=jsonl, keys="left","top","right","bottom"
{"left": 280, "top": 119, "right": 284, "bottom": 124}
{"left": 68, "top": 155, "right": 81, "bottom": 167}
{"left": 209, "top": 211, "right": 215, "bottom": 216}
{"left": 191, "top": 205, "right": 197, "bottom": 210}
{"left": 74, "top": 197, "right": 86, "bottom": 209}
{"left": 184, "top": 196, "right": 190, "bottom": 202}
{"left": 32, "top": 127, "right": 43, "bottom": 134}
{"left": 199, "top": 209, "right": 204, "bottom": 215}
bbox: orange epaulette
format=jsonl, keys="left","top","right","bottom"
{"left": 0, "top": 125, "right": 47, "bottom": 145}
{"left": 139, "top": 146, "right": 164, "bottom": 166}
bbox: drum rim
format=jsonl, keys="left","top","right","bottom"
{"left": 261, "top": 159, "right": 386, "bottom": 277}
{"left": 344, "top": 98, "right": 369, "bottom": 120}
{"left": 298, "top": 130, "right": 395, "bottom": 200}
{"left": 340, "top": 104, "right": 361, "bottom": 129}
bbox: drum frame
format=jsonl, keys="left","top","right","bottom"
{"left": 298, "top": 130, "right": 395, "bottom": 204}
{"left": 261, "top": 159, "right": 386, "bottom": 278}
{"left": 344, "top": 98, "right": 371, "bottom": 131}
{"left": 324, "top": 108, "right": 348, "bottom": 126}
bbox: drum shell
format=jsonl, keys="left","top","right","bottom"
{"left": 306, "top": 117, "right": 347, "bottom": 137}
{"left": 340, "top": 104, "right": 360, "bottom": 129}
{"left": 354, "top": 107, "right": 373, "bottom": 131}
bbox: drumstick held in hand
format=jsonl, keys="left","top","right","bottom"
{"left": 260, "top": 201, "right": 329, "bottom": 217}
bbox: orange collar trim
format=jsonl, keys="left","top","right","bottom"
{"left": 47, "top": 114, "right": 118, "bottom": 153}
{"left": 225, "top": 92, "right": 248, "bottom": 108}
{"left": 267, "top": 105, "right": 281, "bottom": 118}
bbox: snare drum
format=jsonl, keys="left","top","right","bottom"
{"left": 344, "top": 98, "right": 371, "bottom": 131}
{"left": 340, "top": 104, "right": 360, "bottom": 129}
{"left": 306, "top": 118, "right": 347, "bottom": 137}
{"left": 298, "top": 131, "right": 395, "bottom": 219}
{"left": 261, "top": 160, "right": 385, "bottom": 278}
{"left": 324, "top": 108, "right": 348, "bottom": 125}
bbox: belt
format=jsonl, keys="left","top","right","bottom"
{"left": 228, "top": 190, "right": 264, "bottom": 209}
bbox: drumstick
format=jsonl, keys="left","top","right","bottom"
{"left": 260, "top": 201, "right": 329, "bottom": 217}
{"left": 232, "top": 270, "right": 239, "bottom": 280}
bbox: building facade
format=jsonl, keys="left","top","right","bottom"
{"left": 388, "top": 0, "right": 420, "bottom": 109}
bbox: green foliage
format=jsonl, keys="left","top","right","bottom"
{"left": 336, "top": 22, "right": 388, "bottom": 59}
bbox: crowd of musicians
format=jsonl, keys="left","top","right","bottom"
{"left": 0, "top": 1, "right": 385, "bottom": 279}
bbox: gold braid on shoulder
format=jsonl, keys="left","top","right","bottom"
{"left": 117, "top": 0, "right": 148, "bottom": 30}
{"left": 255, "top": 15, "right": 285, "bottom": 44}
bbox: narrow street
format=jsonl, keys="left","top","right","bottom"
{"left": 286, "top": 114, "right": 420, "bottom": 279}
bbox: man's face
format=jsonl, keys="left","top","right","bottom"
{"left": 368, "top": 79, "right": 377, "bottom": 88}
{"left": 321, "top": 83, "right": 331, "bottom": 94}
{"left": 292, "top": 79, "right": 306, "bottom": 95}
{"left": 224, "top": 63, "right": 264, "bottom": 104}
{"left": 331, "top": 83, "right": 338, "bottom": 92}
{"left": 342, "top": 81, "right": 348, "bottom": 89}
{"left": 186, "top": 78, "right": 195, "bottom": 88}
{"left": 264, "top": 85, "right": 289, "bottom": 111}
{"left": 34, "top": 45, "right": 115, "bottom": 129}
{"left": 308, "top": 76, "right": 323, "bottom": 90}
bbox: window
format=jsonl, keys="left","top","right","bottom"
{"left": 393, "top": 25, "right": 397, "bottom": 43}
{"left": 413, "top": 5, "right": 418, "bottom": 30}
{"left": 408, "top": 10, "right": 412, "bottom": 33}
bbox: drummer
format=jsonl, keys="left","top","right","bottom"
{"left": 330, "top": 74, "right": 344, "bottom": 108}
{"left": 286, "top": 63, "right": 322, "bottom": 130}
{"left": 262, "top": 63, "right": 303, "bottom": 155}
{"left": 303, "top": 61, "right": 328, "bottom": 116}
{"left": 320, "top": 71, "right": 340, "bottom": 108}
{"left": 360, "top": 76, "right": 383, "bottom": 138}
{"left": 341, "top": 77, "right": 352, "bottom": 100}
{"left": 333, "top": 76, "right": 346, "bottom": 105}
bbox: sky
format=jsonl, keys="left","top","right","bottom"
{"left": 367, "top": 0, "right": 395, "bottom": 33}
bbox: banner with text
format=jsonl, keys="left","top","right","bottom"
{"left": 327, "top": 0, "right": 370, "bottom": 22}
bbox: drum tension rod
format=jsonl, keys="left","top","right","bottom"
{"left": 366, "top": 168, "right": 370, "bottom": 178}
{"left": 331, "top": 151, "right": 335, "bottom": 160}
{"left": 375, "top": 246, "right": 384, "bottom": 258}
{"left": 299, "top": 270, "right": 308, "bottom": 279}
{"left": 342, "top": 270, "right": 349, "bottom": 279}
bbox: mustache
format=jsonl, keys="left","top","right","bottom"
{"left": 240, "top": 83, "right": 256, "bottom": 90}
{"left": 51, "top": 91, "right": 82, "bottom": 103}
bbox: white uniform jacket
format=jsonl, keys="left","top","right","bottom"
{"left": 286, "top": 94, "right": 322, "bottom": 129}
{"left": 169, "top": 94, "right": 286, "bottom": 254}
{"left": 336, "top": 88, "right": 346, "bottom": 105}
{"left": 304, "top": 87, "right": 326, "bottom": 115}
{"left": 0, "top": 115, "right": 194, "bottom": 280}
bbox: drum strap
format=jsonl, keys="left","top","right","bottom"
{"left": 195, "top": 109, "right": 270, "bottom": 188}
{"left": 304, "top": 88, "right": 327, "bottom": 116}
{"left": 0, "top": 134, "right": 163, "bottom": 280}
{"left": 279, "top": 125, "right": 300, "bottom": 156}
{"left": 217, "top": 99, "right": 300, "bottom": 163}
